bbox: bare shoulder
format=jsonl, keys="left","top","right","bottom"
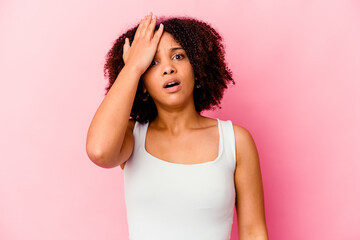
{"left": 199, "top": 116, "right": 219, "bottom": 128}
{"left": 232, "top": 123, "right": 259, "bottom": 166}
{"left": 232, "top": 124, "right": 254, "bottom": 143}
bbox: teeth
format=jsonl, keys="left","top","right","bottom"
{"left": 165, "top": 82, "right": 179, "bottom": 88}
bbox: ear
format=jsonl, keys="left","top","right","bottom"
{"left": 140, "top": 78, "right": 147, "bottom": 93}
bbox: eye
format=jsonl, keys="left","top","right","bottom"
{"left": 150, "top": 59, "right": 158, "bottom": 66}
{"left": 173, "top": 54, "right": 184, "bottom": 60}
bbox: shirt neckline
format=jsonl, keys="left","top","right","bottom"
{"left": 142, "top": 118, "right": 223, "bottom": 167}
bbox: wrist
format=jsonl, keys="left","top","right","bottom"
{"left": 122, "top": 64, "right": 144, "bottom": 78}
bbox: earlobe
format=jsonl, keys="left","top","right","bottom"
{"left": 141, "top": 80, "right": 147, "bottom": 93}
{"left": 195, "top": 81, "right": 201, "bottom": 88}
{"left": 141, "top": 90, "right": 150, "bottom": 101}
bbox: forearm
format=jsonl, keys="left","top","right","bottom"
{"left": 86, "top": 65, "right": 140, "bottom": 165}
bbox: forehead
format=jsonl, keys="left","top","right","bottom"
{"left": 157, "top": 32, "right": 182, "bottom": 49}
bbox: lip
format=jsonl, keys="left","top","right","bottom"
{"left": 164, "top": 84, "right": 182, "bottom": 93}
{"left": 163, "top": 78, "right": 181, "bottom": 88}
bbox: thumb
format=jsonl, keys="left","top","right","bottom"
{"left": 123, "top": 38, "right": 130, "bottom": 53}
{"left": 123, "top": 38, "right": 130, "bottom": 64}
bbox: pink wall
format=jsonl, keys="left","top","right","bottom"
{"left": 1, "top": 0, "right": 359, "bottom": 239}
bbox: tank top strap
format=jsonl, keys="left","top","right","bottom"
{"left": 218, "top": 119, "right": 237, "bottom": 171}
{"left": 133, "top": 119, "right": 236, "bottom": 170}
{"left": 132, "top": 120, "right": 147, "bottom": 150}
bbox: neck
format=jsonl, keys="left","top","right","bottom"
{"left": 151, "top": 100, "right": 204, "bottom": 135}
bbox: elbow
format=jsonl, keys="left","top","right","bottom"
{"left": 88, "top": 153, "right": 118, "bottom": 169}
{"left": 90, "top": 156, "right": 114, "bottom": 169}
{"left": 239, "top": 234, "right": 268, "bottom": 240}
{"left": 239, "top": 231, "right": 269, "bottom": 240}
{"left": 238, "top": 224, "right": 269, "bottom": 240}
{"left": 86, "top": 145, "right": 117, "bottom": 169}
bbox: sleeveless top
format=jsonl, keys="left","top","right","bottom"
{"left": 123, "top": 118, "right": 236, "bottom": 240}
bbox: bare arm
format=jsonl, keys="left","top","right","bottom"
{"left": 86, "top": 66, "right": 140, "bottom": 168}
{"left": 86, "top": 13, "right": 164, "bottom": 168}
{"left": 233, "top": 124, "right": 269, "bottom": 240}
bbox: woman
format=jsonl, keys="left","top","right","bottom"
{"left": 86, "top": 12, "right": 269, "bottom": 240}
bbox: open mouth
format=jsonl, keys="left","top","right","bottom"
{"left": 164, "top": 82, "right": 180, "bottom": 88}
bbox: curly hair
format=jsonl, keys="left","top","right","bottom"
{"left": 104, "top": 16, "right": 234, "bottom": 123}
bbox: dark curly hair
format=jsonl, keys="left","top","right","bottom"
{"left": 104, "top": 16, "right": 234, "bottom": 123}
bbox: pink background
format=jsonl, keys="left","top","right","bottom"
{"left": 1, "top": 0, "right": 359, "bottom": 239}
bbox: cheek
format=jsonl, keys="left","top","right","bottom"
{"left": 141, "top": 75, "right": 158, "bottom": 94}
{"left": 141, "top": 71, "right": 153, "bottom": 87}
{"left": 185, "top": 63, "right": 195, "bottom": 76}
{"left": 186, "top": 67, "right": 195, "bottom": 80}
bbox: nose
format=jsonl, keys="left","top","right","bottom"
{"left": 162, "top": 60, "right": 176, "bottom": 75}
{"left": 163, "top": 68, "right": 175, "bottom": 75}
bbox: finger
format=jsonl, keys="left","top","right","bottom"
{"left": 147, "top": 15, "right": 157, "bottom": 38}
{"left": 122, "top": 38, "right": 130, "bottom": 63}
{"left": 134, "top": 15, "right": 148, "bottom": 39}
{"left": 152, "top": 23, "right": 164, "bottom": 44}
{"left": 140, "top": 13, "right": 153, "bottom": 36}
{"left": 123, "top": 38, "right": 130, "bottom": 52}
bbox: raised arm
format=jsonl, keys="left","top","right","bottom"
{"left": 86, "top": 13, "right": 164, "bottom": 168}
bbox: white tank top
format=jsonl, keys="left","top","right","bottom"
{"left": 123, "top": 118, "right": 236, "bottom": 240}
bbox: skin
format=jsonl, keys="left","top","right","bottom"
{"left": 123, "top": 13, "right": 269, "bottom": 239}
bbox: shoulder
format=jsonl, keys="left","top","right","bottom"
{"left": 212, "top": 117, "right": 256, "bottom": 147}
{"left": 196, "top": 116, "right": 220, "bottom": 130}
{"left": 232, "top": 123, "right": 254, "bottom": 143}
{"left": 231, "top": 123, "right": 259, "bottom": 166}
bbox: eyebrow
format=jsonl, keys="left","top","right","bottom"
{"left": 156, "top": 47, "right": 184, "bottom": 53}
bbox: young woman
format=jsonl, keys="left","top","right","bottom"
{"left": 86, "top": 12, "right": 268, "bottom": 240}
